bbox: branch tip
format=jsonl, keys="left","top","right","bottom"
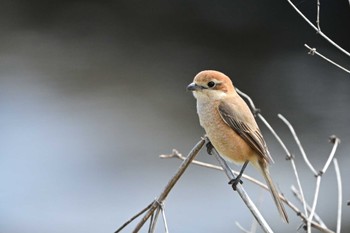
{"left": 159, "top": 149, "right": 182, "bottom": 159}
{"left": 329, "top": 135, "right": 340, "bottom": 144}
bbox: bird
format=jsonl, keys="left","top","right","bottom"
{"left": 187, "top": 70, "right": 288, "bottom": 223}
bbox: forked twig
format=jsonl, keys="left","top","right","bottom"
{"left": 115, "top": 201, "right": 153, "bottom": 233}
{"left": 278, "top": 114, "right": 318, "bottom": 176}
{"left": 133, "top": 138, "right": 204, "bottom": 232}
{"left": 321, "top": 136, "right": 341, "bottom": 174}
{"left": 286, "top": 0, "right": 350, "bottom": 57}
{"left": 115, "top": 138, "right": 205, "bottom": 233}
{"left": 307, "top": 136, "right": 340, "bottom": 233}
{"left": 286, "top": 0, "right": 350, "bottom": 75}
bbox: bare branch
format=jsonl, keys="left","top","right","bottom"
{"left": 316, "top": 0, "right": 321, "bottom": 32}
{"left": 114, "top": 201, "right": 153, "bottom": 233}
{"left": 307, "top": 176, "right": 321, "bottom": 233}
{"left": 278, "top": 114, "right": 318, "bottom": 175}
{"left": 306, "top": 135, "right": 340, "bottom": 233}
{"left": 291, "top": 185, "right": 327, "bottom": 228}
{"left": 259, "top": 113, "right": 309, "bottom": 219}
{"left": 304, "top": 44, "right": 350, "bottom": 74}
{"left": 233, "top": 89, "right": 340, "bottom": 233}
{"left": 211, "top": 146, "right": 274, "bottom": 233}
{"left": 286, "top": 0, "right": 350, "bottom": 57}
{"left": 160, "top": 149, "right": 224, "bottom": 171}
{"left": 333, "top": 158, "right": 342, "bottom": 233}
{"left": 237, "top": 89, "right": 308, "bottom": 218}
{"left": 162, "top": 147, "right": 334, "bottom": 233}
{"left": 320, "top": 135, "right": 341, "bottom": 174}
{"left": 113, "top": 138, "right": 205, "bottom": 233}
{"left": 161, "top": 208, "right": 169, "bottom": 233}
{"left": 161, "top": 149, "right": 267, "bottom": 189}
{"left": 283, "top": 196, "right": 334, "bottom": 233}
{"left": 149, "top": 205, "right": 161, "bottom": 233}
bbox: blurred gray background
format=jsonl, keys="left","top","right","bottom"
{"left": 1, "top": 1, "right": 349, "bottom": 232}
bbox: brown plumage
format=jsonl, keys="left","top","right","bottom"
{"left": 187, "top": 70, "right": 288, "bottom": 223}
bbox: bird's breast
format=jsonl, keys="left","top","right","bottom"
{"left": 196, "top": 99, "right": 256, "bottom": 164}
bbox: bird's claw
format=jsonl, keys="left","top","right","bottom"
{"left": 228, "top": 178, "right": 243, "bottom": 191}
{"left": 206, "top": 141, "right": 214, "bottom": 155}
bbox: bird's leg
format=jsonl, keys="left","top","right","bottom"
{"left": 229, "top": 161, "right": 249, "bottom": 191}
{"left": 205, "top": 140, "right": 214, "bottom": 155}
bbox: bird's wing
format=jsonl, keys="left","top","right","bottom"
{"left": 218, "top": 100, "right": 273, "bottom": 164}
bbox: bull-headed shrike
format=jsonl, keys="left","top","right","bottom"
{"left": 187, "top": 70, "right": 288, "bottom": 223}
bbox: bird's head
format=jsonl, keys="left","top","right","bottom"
{"left": 187, "top": 70, "right": 236, "bottom": 100}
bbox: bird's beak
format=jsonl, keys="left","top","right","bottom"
{"left": 186, "top": 82, "right": 201, "bottom": 91}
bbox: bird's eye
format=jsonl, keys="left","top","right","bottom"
{"left": 207, "top": 81, "right": 216, "bottom": 88}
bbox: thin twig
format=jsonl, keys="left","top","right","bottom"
{"left": 304, "top": 44, "right": 350, "bottom": 74}
{"left": 320, "top": 135, "right": 341, "bottom": 174}
{"left": 291, "top": 185, "right": 327, "bottom": 228}
{"left": 283, "top": 196, "right": 334, "bottom": 233}
{"left": 258, "top": 113, "right": 309, "bottom": 219}
{"left": 211, "top": 146, "right": 273, "bottom": 233}
{"left": 237, "top": 88, "right": 309, "bottom": 219}
{"left": 333, "top": 159, "right": 342, "bottom": 233}
{"left": 278, "top": 114, "right": 318, "bottom": 175}
{"left": 234, "top": 89, "right": 338, "bottom": 233}
{"left": 115, "top": 201, "right": 154, "bottom": 233}
{"left": 149, "top": 206, "right": 161, "bottom": 233}
{"left": 234, "top": 185, "right": 263, "bottom": 233}
{"left": 235, "top": 221, "right": 251, "bottom": 233}
{"left": 160, "top": 149, "right": 224, "bottom": 170}
{"left": 306, "top": 135, "right": 340, "bottom": 233}
{"left": 307, "top": 176, "right": 321, "bottom": 233}
{"left": 236, "top": 88, "right": 259, "bottom": 112}
{"left": 316, "top": 0, "right": 321, "bottom": 32}
{"left": 162, "top": 149, "right": 334, "bottom": 233}
{"left": 130, "top": 138, "right": 205, "bottom": 232}
{"left": 286, "top": 0, "right": 350, "bottom": 57}
{"left": 161, "top": 150, "right": 267, "bottom": 189}
{"left": 148, "top": 212, "right": 154, "bottom": 233}
{"left": 149, "top": 201, "right": 169, "bottom": 233}
{"left": 250, "top": 190, "right": 264, "bottom": 233}
{"left": 161, "top": 208, "right": 169, "bottom": 233}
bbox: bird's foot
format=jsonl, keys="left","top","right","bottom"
{"left": 206, "top": 141, "right": 214, "bottom": 155}
{"left": 228, "top": 178, "right": 243, "bottom": 191}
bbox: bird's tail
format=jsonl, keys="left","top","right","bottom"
{"left": 259, "top": 162, "right": 289, "bottom": 223}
